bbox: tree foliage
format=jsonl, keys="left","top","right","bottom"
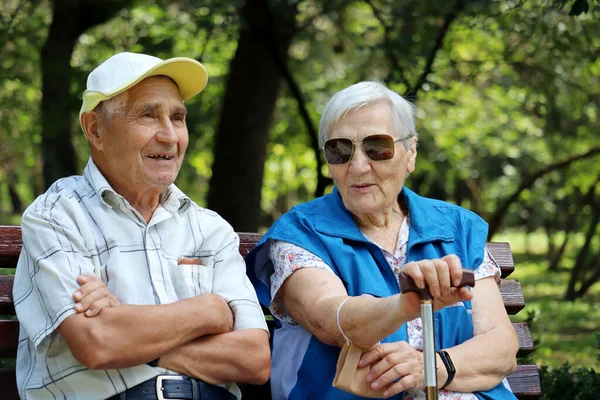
{"left": 0, "top": 0, "right": 598, "bottom": 297}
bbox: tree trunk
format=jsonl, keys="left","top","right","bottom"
{"left": 40, "top": 0, "right": 133, "bottom": 188}
{"left": 271, "top": 45, "right": 332, "bottom": 198}
{"left": 40, "top": 0, "right": 81, "bottom": 188}
{"left": 548, "top": 230, "right": 570, "bottom": 271}
{"left": 574, "top": 255, "right": 600, "bottom": 298}
{"left": 548, "top": 189, "right": 590, "bottom": 271}
{"left": 6, "top": 172, "right": 22, "bottom": 213}
{"left": 207, "top": 0, "right": 298, "bottom": 231}
{"left": 565, "top": 179, "right": 600, "bottom": 300}
{"left": 565, "top": 205, "right": 599, "bottom": 300}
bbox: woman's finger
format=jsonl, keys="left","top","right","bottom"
{"left": 359, "top": 343, "right": 391, "bottom": 367}
{"left": 401, "top": 262, "right": 425, "bottom": 289}
{"left": 368, "top": 346, "right": 423, "bottom": 394}
{"left": 432, "top": 259, "right": 451, "bottom": 296}
{"left": 365, "top": 346, "right": 403, "bottom": 382}
{"left": 417, "top": 260, "right": 440, "bottom": 298}
{"left": 442, "top": 254, "right": 463, "bottom": 287}
{"left": 457, "top": 286, "right": 473, "bottom": 302}
{"left": 382, "top": 374, "right": 418, "bottom": 398}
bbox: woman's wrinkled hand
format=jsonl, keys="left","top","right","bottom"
{"left": 359, "top": 341, "right": 425, "bottom": 397}
{"left": 73, "top": 275, "right": 121, "bottom": 317}
{"left": 401, "top": 254, "right": 473, "bottom": 311}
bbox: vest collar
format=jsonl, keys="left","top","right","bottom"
{"left": 314, "top": 186, "right": 456, "bottom": 245}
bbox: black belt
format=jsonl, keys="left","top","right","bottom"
{"left": 108, "top": 375, "right": 236, "bottom": 400}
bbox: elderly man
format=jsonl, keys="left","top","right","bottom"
{"left": 13, "top": 52, "right": 270, "bottom": 400}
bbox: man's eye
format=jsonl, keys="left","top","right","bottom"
{"left": 172, "top": 114, "right": 185, "bottom": 122}
{"left": 142, "top": 112, "right": 154, "bottom": 118}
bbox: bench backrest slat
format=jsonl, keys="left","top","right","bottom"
{"left": 0, "top": 276, "right": 15, "bottom": 315}
{"left": 0, "top": 226, "right": 21, "bottom": 268}
{"left": 507, "top": 365, "right": 543, "bottom": 399}
{"left": 0, "top": 369, "right": 19, "bottom": 399}
{"left": 0, "top": 320, "right": 18, "bottom": 358}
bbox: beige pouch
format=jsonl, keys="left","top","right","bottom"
{"left": 332, "top": 341, "right": 387, "bottom": 398}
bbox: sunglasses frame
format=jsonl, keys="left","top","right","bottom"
{"left": 322, "top": 134, "right": 409, "bottom": 165}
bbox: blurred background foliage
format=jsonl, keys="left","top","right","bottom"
{"left": 0, "top": 0, "right": 599, "bottom": 390}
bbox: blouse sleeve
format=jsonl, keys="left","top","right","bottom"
{"left": 268, "top": 239, "right": 335, "bottom": 324}
{"left": 473, "top": 245, "right": 501, "bottom": 282}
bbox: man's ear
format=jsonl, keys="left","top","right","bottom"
{"left": 81, "top": 111, "right": 103, "bottom": 151}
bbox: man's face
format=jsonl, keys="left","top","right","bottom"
{"left": 93, "top": 76, "right": 189, "bottom": 197}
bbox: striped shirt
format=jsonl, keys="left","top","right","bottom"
{"left": 13, "top": 158, "right": 267, "bottom": 400}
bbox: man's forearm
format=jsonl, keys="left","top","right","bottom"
{"left": 157, "top": 328, "right": 271, "bottom": 385}
{"left": 58, "top": 294, "right": 233, "bottom": 370}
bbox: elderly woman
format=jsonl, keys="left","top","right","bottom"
{"left": 246, "top": 81, "right": 518, "bottom": 399}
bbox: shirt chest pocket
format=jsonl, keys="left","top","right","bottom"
{"left": 172, "top": 255, "right": 215, "bottom": 296}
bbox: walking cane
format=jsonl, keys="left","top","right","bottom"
{"left": 399, "top": 269, "right": 475, "bottom": 400}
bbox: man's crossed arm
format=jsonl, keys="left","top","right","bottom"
{"left": 58, "top": 275, "right": 270, "bottom": 385}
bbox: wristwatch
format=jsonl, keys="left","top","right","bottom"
{"left": 437, "top": 350, "right": 456, "bottom": 389}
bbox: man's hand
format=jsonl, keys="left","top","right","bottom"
{"left": 73, "top": 275, "right": 121, "bottom": 317}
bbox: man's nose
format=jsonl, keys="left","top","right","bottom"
{"left": 156, "top": 116, "right": 178, "bottom": 143}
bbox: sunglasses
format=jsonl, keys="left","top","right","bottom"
{"left": 323, "top": 134, "right": 408, "bottom": 165}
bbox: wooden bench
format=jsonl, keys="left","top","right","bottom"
{"left": 0, "top": 226, "right": 541, "bottom": 399}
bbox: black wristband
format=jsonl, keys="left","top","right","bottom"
{"left": 437, "top": 350, "right": 456, "bottom": 389}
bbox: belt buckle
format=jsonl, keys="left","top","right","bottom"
{"left": 156, "top": 375, "right": 185, "bottom": 400}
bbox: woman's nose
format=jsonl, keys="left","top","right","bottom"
{"left": 348, "top": 145, "right": 371, "bottom": 173}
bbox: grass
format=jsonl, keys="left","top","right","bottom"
{"left": 494, "top": 230, "right": 600, "bottom": 370}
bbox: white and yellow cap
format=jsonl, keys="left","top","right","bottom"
{"left": 79, "top": 52, "right": 208, "bottom": 127}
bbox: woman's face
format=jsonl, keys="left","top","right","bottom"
{"left": 327, "top": 102, "right": 417, "bottom": 217}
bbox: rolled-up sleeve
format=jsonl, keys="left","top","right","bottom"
{"left": 13, "top": 205, "right": 95, "bottom": 352}
{"left": 210, "top": 221, "right": 267, "bottom": 332}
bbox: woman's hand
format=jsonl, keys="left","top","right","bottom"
{"left": 73, "top": 274, "right": 121, "bottom": 317}
{"left": 359, "top": 341, "right": 425, "bottom": 397}
{"left": 401, "top": 254, "right": 473, "bottom": 317}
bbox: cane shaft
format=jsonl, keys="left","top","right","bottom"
{"left": 421, "top": 300, "right": 438, "bottom": 399}
{"left": 425, "top": 387, "right": 438, "bottom": 399}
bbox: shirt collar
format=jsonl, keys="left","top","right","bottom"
{"left": 83, "top": 157, "right": 191, "bottom": 213}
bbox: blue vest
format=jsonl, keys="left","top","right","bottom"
{"left": 246, "top": 187, "right": 516, "bottom": 400}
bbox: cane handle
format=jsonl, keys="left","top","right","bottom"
{"left": 399, "top": 269, "right": 475, "bottom": 300}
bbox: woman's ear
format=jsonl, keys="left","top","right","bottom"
{"left": 81, "top": 111, "right": 103, "bottom": 151}
{"left": 406, "top": 136, "right": 418, "bottom": 174}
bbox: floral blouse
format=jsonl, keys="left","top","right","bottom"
{"left": 268, "top": 215, "right": 501, "bottom": 400}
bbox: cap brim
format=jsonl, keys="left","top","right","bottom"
{"left": 79, "top": 57, "right": 208, "bottom": 124}
{"left": 145, "top": 57, "right": 208, "bottom": 101}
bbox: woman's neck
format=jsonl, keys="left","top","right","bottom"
{"left": 354, "top": 204, "right": 405, "bottom": 253}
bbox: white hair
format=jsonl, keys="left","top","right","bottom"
{"left": 318, "top": 81, "right": 418, "bottom": 149}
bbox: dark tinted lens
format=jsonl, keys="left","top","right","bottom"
{"left": 362, "top": 135, "right": 395, "bottom": 161}
{"left": 324, "top": 138, "right": 353, "bottom": 164}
